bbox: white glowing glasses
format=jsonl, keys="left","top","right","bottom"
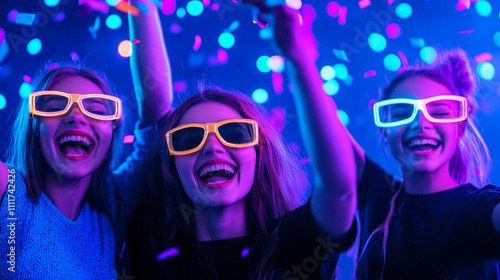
{"left": 373, "top": 95, "right": 468, "bottom": 128}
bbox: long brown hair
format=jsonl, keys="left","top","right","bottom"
{"left": 140, "top": 87, "right": 308, "bottom": 278}
{"left": 5, "top": 63, "right": 123, "bottom": 215}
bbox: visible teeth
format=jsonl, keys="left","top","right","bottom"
{"left": 57, "top": 135, "right": 92, "bottom": 146}
{"left": 206, "top": 180, "right": 227, "bottom": 185}
{"left": 408, "top": 138, "right": 439, "bottom": 148}
{"left": 199, "top": 164, "right": 235, "bottom": 178}
{"left": 66, "top": 153, "right": 85, "bottom": 157}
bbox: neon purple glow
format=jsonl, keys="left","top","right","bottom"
{"left": 156, "top": 247, "right": 180, "bottom": 261}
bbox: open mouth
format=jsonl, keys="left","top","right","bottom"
{"left": 405, "top": 138, "right": 441, "bottom": 154}
{"left": 197, "top": 163, "right": 236, "bottom": 186}
{"left": 56, "top": 134, "right": 95, "bottom": 159}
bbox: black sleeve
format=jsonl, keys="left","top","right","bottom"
{"left": 358, "top": 156, "right": 400, "bottom": 209}
{"left": 277, "top": 201, "right": 357, "bottom": 280}
{"left": 466, "top": 185, "right": 500, "bottom": 256}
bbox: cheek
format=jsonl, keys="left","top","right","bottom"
{"left": 174, "top": 155, "right": 196, "bottom": 181}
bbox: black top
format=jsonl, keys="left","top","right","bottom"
{"left": 357, "top": 156, "right": 500, "bottom": 280}
{"left": 127, "top": 201, "right": 357, "bottom": 279}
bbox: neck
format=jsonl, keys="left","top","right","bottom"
{"left": 195, "top": 199, "right": 247, "bottom": 241}
{"left": 44, "top": 170, "right": 92, "bottom": 221}
{"left": 402, "top": 163, "right": 458, "bottom": 195}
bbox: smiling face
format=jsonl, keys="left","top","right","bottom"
{"left": 38, "top": 75, "right": 114, "bottom": 179}
{"left": 174, "top": 102, "right": 257, "bottom": 208}
{"left": 384, "top": 75, "right": 465, "bottom": 175}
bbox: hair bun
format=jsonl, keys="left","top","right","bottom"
{"left": 437, "top": 49, "right": 475, "bottom": 96}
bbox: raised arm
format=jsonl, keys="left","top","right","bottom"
{"left": 128, "top": 0, "right": 173, "bottom": 127}
{"left": 245, "top": 2, "right": 356, "bottom": 239}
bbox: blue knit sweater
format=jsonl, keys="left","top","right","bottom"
{"left": 0, "top": 122, "right": 155, "bottom": 279}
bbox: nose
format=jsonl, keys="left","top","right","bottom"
{"left": 64, "top": 103, "right": 88, "bottom": 126}
{"left": 201, "top": 133, "right": 225, "bottom": 155}
{"left": 409, "top": 110, "right": 432, "bottom": 131}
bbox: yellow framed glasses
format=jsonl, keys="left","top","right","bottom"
{"left": 165, "top": 118, "right": 259, "bottom": 156}
{"left": 29, "top": 91, "right": 122, "bottom": 121}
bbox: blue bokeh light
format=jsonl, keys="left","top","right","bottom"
{"left": 27, "top": 38, "right": 42, "bottom": 55}
{"left": 256, "top": 56, "right": 271, "bottom": 73}
{"left": 105, "top": 14, "right": 122, "bottom": 29}
{"left": 368, "top": 33, "right": 387, "bottom": 52}
{"left": 384, "top": 54, "right": 402, "bottom": 71}
{"left": 186, "top": 1, "right": 204, "bottom": 16}
{"left": 252, "top": 88, "right": 269, "bottom": 104}
{"left": 476, "top": 0, "right": 492, "bottom": 17}
{"left": 420, "top": 46, "right": 437, "bottom": 64}
{"left": 477, "top": 62, "right": 495, "bottom": 80}
{"left": 395, "top": 3, "right": 412, "bottom": 19}
{"left": 323, "top": 80, "right": 340, "bottom": 95}
{"left": 218, "top": 32, "right": 235, "bottom": 49}
{"left": 333, "top": 63, "right": 348, "bottom": 80}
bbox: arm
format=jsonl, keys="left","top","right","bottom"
{"left": 249, "top": 3, "right": 356, "bottom": 239}
{"left": 494, "top": 203, "right": 500, "bottom": 234}
{"left": 128, "top": 0, "right": 173, "bottom": 127}
{"left": 0, "top": 161, "right": 7, "bottom": 204}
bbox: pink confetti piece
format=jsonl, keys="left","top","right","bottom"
{"left": 170, "top": 23, "right": 182, "bottom": 34}
{"left": 202, "top": 0, "right": 210, "bottom": 6}
{"left": 358, "top": 0, "right": 371, "bottom": 9}
{"left": 363, "top": 70, "right": 376, "bottom": 78}
{"left": 268, "top": 106, "right": 286, "bottom": 133}
{"left": 70, "top": 51, "right": 80, "bottom": 62}
{"left": 53, "top": 11, "right": 66, "bottom": 22}
{"left": 132, "top": 39, "right": 141, "bottom": 44}
{"left": 397, "top": 51, "right": 408, "bottom": 66}
{"left": 118, "top": 242, "right": 127, "bottom": 260}
{"left": 210, "top": 3, "right": 220, "bottom": 10}
{"left": 386, "top": 23, "right": 401, "bottom": 39}
{"left": 7, "top": 10, "right": 18, "bottom": 23}
{"left": 387, "top": 0, "right": 395, "bottom": 4}
{"left": 45, "top": 63, "right": 60, "bottom": 70}
{"left": 368, "top": 99, "right": 377, "bottom": 109}
{"left": 456, "top": 0, "right": 471, "bottom": 11}
{"left": 173, "top": 80, "right": 187, "bottom": 93}
{"left": 474, "top": 52, "right": 492, "bottom": 63}
{"left": 23, "top": 75, "right": 32, "bottom": 83}
{"left": 0, "top": 28, "right": 5, "bottom": 45}
{"left": 240, "top": 247, "right": 251, "bottom": 258}
{"left": 193, "top": 35, "right": 202, "bottom": 51}
{"left": 338, "top": 6, "right": 347, "bottom": 25}
{"left": 123, "top": 135, "right": 135, "bottom": 143}
{"left": 156, "top": 247, "right": 180, "bottom": 261}
{"left": 161, "top": 0, "right": 176, "bottom": 15}
{"left": 217, "top": 48, "right": 228, "bottom": 65}
{"left": 272, "top": 71, "right": 284, "bottom": 95}
{"left": 459, "top": 30, "right": 474, "bottom": 34}
{"left": 300, "top": 157, "right": 311, "bottom": 165}
{"left": 207, "top": 54, "right": 219, "bottom": 66}
{"left": 79, "top": 0, "right": 110, "bottom": 14}
{"left": 326, "top": 1, "right": 341, "bottom": 17}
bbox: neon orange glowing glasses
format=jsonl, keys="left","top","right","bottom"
{"left": 29, "top": 91, "right": 122, "bottom": 121}
{"left": 165, "top": 118, "right": 259, "bottom": 156}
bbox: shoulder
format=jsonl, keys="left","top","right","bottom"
{"left": 0, "top": 161, "right": 8, "bottom": 202}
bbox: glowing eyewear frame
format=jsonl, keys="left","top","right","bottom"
{"left": 29, "top": 91, "right": 123, "bottom": 121}
{"left": 165, "top": 118, "right": 259, "bottom": 156}
{"left": 373, "top": 95, "right": 468, "bottom": 128}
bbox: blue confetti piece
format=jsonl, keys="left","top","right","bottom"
{"left": 410, "top": 38, "right": 425, "bottom": 48}
{"left": 226, "top": 20, "right": 240, "bottom": 33}
{"left": 265, "top": 0, "right": 286, "bottom": 7}
{"left": 332, "top": 49, "right": 349, "bottom": 62}
{"left": 156, "top": 247, "right": 180, "bottom": 261}
{"left": 88, "top": 16, "right": 101, "bottom": 39}
{"left": 14, "top": 13, "right": 38, "bottom": 25}
{"left": 0, "top": 40, "right": 9, "bottom": 64}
